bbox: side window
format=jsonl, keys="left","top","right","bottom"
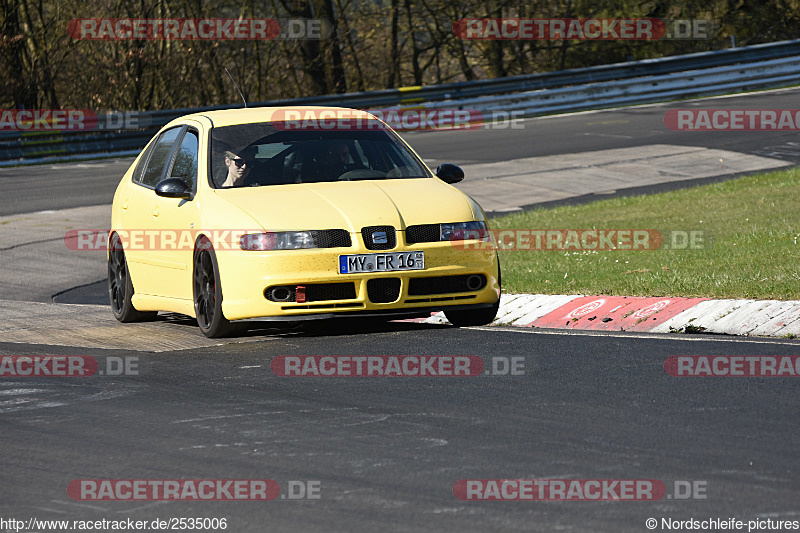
{"left": 140, "top": 127, "right": 181, "bottom": 187}
{"left": 132, "top": 138, "right": 156, "bottom": 184}
{"left": 169, "top": 130, "right": 199, "bottom": 191}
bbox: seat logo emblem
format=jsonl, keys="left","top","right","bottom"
{"left": 372, "top": 231, "right": 388, "bottom": 244}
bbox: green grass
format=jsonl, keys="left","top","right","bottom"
{"left": 491, "top": 166, "right": 800, "bottom": 300}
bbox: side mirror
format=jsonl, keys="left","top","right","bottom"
{"left": 436, "top": 163, "right": 464, "bottom": 184}
{"left": 155, "top": 177, "right": 191, "bottom": 199}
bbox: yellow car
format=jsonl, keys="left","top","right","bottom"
{"left": 108, "top": 107, "right": 500, "bottom": 337}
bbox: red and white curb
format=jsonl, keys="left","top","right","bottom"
{"left": 415, "top": 294, "right": 800, "bottom": 338}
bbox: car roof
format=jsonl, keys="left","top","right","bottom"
{"left": 174, "top": 106, "right": 379, "bottom": 128}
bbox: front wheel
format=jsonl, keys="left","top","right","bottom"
{"left": 108, "top": 233, "right": 158, "bottom": 322}
{"left": 193, "top": 240, "right": 235, "bottom": 338}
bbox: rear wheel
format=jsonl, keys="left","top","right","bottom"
{"left": 108, "top": 233, "right": 157, "bottom": 322}
{"left": 193, "top": 240, "right": 235, "bottom": 338}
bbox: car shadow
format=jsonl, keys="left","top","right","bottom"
{"left": 155, "top": 312, "right": 452, "bottom": 338}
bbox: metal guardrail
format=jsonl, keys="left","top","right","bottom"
{"left": 2, "top": 38, "right": 800, "bottom": 166}
{"left": 419, "top": 55, "right": 800, "bottom": 116}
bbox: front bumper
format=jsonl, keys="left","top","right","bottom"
{"left": 231, "top": 302, "right": 497, "bottom": 323}
{"left": 214, "top": 239, "right": 500, "bottom": 321}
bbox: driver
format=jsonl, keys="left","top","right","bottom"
{"left": 324, "top": 142, "right": 362, "bottom": 176}
{"left": 221, "top": 146, "right": 256, "bottom": 188}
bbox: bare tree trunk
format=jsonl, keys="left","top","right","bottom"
{"left": 276, "top": 0, "right": 328, "bottom": 95}
{"left": 334, "top": 0, "right": 364, "bottom": 91}
{"left": 485, "top": 1, "right": 506, "bottom": 78}
{"left": 386, "top": 0, "right": 400, "bottom": 88}
{"left": 559, "top": 0, "right": 573, "bottom": 71}
{"left": 17, "top": 0, "right": 58, "bottom": 107}
{"left": 453, "top": 37, "right": 476, "bottom": 81}
{"left": 0, "top": 0, "right": 35, "bottom": 107}
{"left": 320, "top": 0, "right": 346, "bottom": 93}
{"left": 403, "top": 0, "right": 422, "bottom": 85}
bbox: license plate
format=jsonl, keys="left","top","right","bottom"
{"left": 339, "top": 251, "right": 424, "bottom": 274}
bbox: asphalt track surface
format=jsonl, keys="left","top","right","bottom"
{"left": 3, "top": 323, "right": 800, "bottom": 531}
{"left": 2, "top": 89, "right": 800, "bottom": 216}
{"left": 2, "top": 89, "right": 800, "bottom": 531}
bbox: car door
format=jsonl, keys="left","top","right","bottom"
{"left": 150, "top": 124, "right": 201, "bottom": 300}
{"left": 122, "top": 126, "right": 183, "bottom": 296}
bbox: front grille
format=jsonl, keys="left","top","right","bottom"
{"left": 408, "top": 274, "right": 487, "bottom": 296}
{"left": 367, "top": 278, "right": 401, "bottom": 303}
{"left": 362, "top": 225, "right": 395, "bottom": 250}
{"left": 265, "top": 282, "right": 356, "bottom": 302}
{"left": 311, "top": 229, "right": 351, "bottom": 248}
{"left": 406, "top": 224, "right": 440, "bottom": 244}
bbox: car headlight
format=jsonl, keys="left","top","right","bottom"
{"left": 240, "top": 231, "right": 317, "bottom": 250}
{"left": 440, "top": 221, "right": 489, "bottom": 241}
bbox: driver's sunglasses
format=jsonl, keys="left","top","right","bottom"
{"left": 232, "top": 157, "right": 249, "bottom": 168}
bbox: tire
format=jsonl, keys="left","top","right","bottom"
{"left": 444, "top": 259, "right": 501, "bottom": 327}
{"left": 108, "top": 233, "right": 158, "bottom": 323}
{"left": 193, "top": 239, "right": 236, "bottom": 338}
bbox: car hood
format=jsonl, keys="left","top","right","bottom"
{"left": 214, "top": 178, "right": 478, "bottom": 231}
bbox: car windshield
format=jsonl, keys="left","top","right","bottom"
{"left": 209, "top": 122, "right": 433, "bottom": 188}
